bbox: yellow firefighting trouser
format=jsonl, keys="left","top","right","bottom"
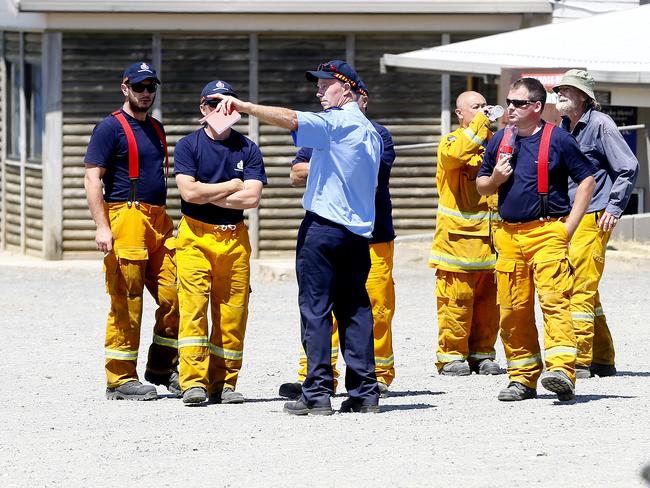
{"left": 435, "top": 270, "right": 499, "bottom": 370}
{"left": 569, "top": 211, "right": 615, "bottom": 367}
{"left": 103, "top": 202, "right": 179, "bottom": 388}
{"left": 494, "top": 219, "right": 577, "bottom": 388}
{"left": 296, "top": 241, "right": 396, "bottom": 386}
{"left": 176, "top": 216, "right": 251, "bottom": 395}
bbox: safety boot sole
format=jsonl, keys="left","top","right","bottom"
{"left": 541, "top": 373, "right": 576, "bottom": 402}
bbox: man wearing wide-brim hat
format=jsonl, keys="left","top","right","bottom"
{"left": 553, "top": 69, "right": 639, "bottom": 379}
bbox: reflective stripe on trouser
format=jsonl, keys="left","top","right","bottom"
{"left": 176, "top": 216, "right": 251, "bottom": 394}
{"left": 568, "top": 211, "right": 615, "bottom": 367}
{"left": 494, "top": 220, "right": 576, "bottom": 388}
{"left": 296, "top": 240, "right": 396, "bottom": 386}
{"left": 434, "top": 269, "right": 499, "bottom": 370}
{"left": 103, "top": 202, "right": 179, "bottom": 388}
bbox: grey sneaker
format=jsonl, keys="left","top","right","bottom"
{"left": 284, "top": 399, "right": 333, "bottom": 416}
{"left": 144, "top": 370, "right": 182, "bottom": 397}
{"left": 497, "top": 381, "right": 537, "bottom": 401}
{"left": 590, "top": 363, "right": 616, "bottom": 377}
{"left": 340, "top": 397, "right": 380, "bottom": 413}
{"left": 575, "top": 366, "right": 592, "bottom": 379}
{"left": 541, "top": 370, "right": 576, "bottom": 402}
{"left": 439, "top": 360, "right": 471, "bottom": 376}
{"left": 182, "top": 387, "right": 207, "bottom": 405}
{"left": 106, "top": 380, "right": 158, "bottom": 401}
{"left": 210, "top": 387, "right": 244, "bottom": 404}
{"left": 473, "top": 359, "right": 502, "bottom": 375}
{"left": 377, "top": 381, "right": 389, "bottom": 398}
{"left": 278, "top": 382, "right": 303, "bottom": 400}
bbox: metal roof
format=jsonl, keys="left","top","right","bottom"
{"left": 382, "top": 4, "right": 650, "bottom": 84}
{"left": 16, "top": 0, "right": 551, "bottom": 14}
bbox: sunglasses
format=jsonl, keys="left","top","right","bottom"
{"left": 128, "top": 82, "right": 157, "bottom": 94}
{"left": 202, "top": 99, "right": 222, "bottom": 108}
{"left": 506, "top": 98, "right": 533, "bottom": 108}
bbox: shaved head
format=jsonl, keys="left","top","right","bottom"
{"left": 455, "top": 91, "right": 487, "bottom": 128}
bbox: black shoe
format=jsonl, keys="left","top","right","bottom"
{"left": 541, "top": 370, "right": 576, "bottom": 402}
{"left": 278, "top": 382, "right": 303, "bottom": 400}
{"left": 339, "top": 397, "right": 380, "bottom": 413}
{"left": 497, "top": 381, "right": 537, "bottom": 401}
{"left": 283, "top": 399, "right": 333, "bottom": 416}
{"left": 144, "top": 370, "right": 182, "bottom": 397}
{"left": 590, "top": 363, "right": 616, "bottom": 377}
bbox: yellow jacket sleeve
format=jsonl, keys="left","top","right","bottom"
{"left": 438, "top": 111, "right": 491, "bottom": 170}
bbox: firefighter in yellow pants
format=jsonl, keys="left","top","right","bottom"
{"left": 279, "top": 80, "right": 396, "bottom": 398}
{"left": 553, "top": 69, "right": 639, "bottom": 378}
{"left": 174, "top": 80, "right": 266, "bottom": 406}
{"left": 84, "top": 61, "right": 180, "bottom": 401}
{"left": 429, "top": 91, "right": 501, "bottom": 376}
{"left": 477, "top": 77, "right": 595, "bottom": 402}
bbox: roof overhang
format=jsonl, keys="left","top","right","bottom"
{"left": 16, "top": 0, "right": 551, "bottom": 14}
{"left": 382, "top": 5, "right": 650, "bottom": 85}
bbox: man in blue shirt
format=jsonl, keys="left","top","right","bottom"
{"left": 553, "top": 69, "right": 639, "bottom": 378}
{"left": 278, "top": 80, "right": 397, "bottom": 400}
{"left": 214, "top": 60, "right": 383, "bottom": 415}
{"left": 174, "top": 80, "right": 266, "bottom": 406}
{"left": 477, "top": 77, "right": 595, "bottom": 403}
{"left": 84, "top": 61, "right": 180, "bottom": 401}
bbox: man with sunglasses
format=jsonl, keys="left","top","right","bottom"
{"left": 278, "top": 80, "right": 396, "bottom": 400}
{"left": 553, "top": 69, "right": 639, "bottom": 379}
{"left": 429, "top": 90, "right": 502, "bottom": 378}
{"left": 213, "top": 60, "right": 383, "bottom": 415}
{"left": 173, "top": 80, "right": 266, "bottom": 406}
{"left": 84, "top": 61, "right": 180, "bottom": 400}
{"left": 477, "top": 77, "right": 595, "bottom": 402}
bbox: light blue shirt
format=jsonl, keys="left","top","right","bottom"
{"left": 292, "top": 102, "right": 382, "bottom": 237}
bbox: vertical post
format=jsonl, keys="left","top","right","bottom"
{"left": 42, "top": 32, "right": 63, "bottom": 259}
{"left": 440, "top": 33, "right": 451, "bottom": 137}
{"left": 247, "top": 33, "right": 260, "bottom": 258}
{"left": 346, "top": 34, "right": 355, "bottom": 66}
{"left": 152, "top": 33, "right": 162, "bottom": 121}
{"left": 18, "top": 32, "right": 26, "bottom": 253}
{"left": 0, "top": 31, "right": 6, "bottom": 250}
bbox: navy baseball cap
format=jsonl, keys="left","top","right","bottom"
{"left": 122, "top": 62, "right": 161, "bottom": 84}
{"left": 200, "top": 80, "right": 238, "bottom": 101}
{"left": 356, "top": 80, "right": 370, "bottom": 97}
{"left": 305, "top": 60, "right": 361, "bottom": 90}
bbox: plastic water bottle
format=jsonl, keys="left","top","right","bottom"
{"left": 498, "top": 125, "right": 518, "bottom": 160}
{"left": 485, "top": 105, "right": 504, "bottom": 121}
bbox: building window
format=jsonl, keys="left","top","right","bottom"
{"left": 5, "top": 58, "right": 43, "bottom": 163}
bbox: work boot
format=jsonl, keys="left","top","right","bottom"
{"left": 377, "top": 381, "right": 389, "bottom": 398}
{"left": 278, "top": 382, "right": 303, "bottom": 400}
{"left": 439, "top": 360, "right": 471, "bottom": 376}
{"left": 283, "top": 399, "right": 333, "bottom": 416}
{"left": 497, "top": 381, "right": 537, "bottom": 401}
{"left": 541, "top": 370, "right": 576, "bottom": 402}
{"left": 575, "top": 365, "right": 592, "bottom": 379}
{"left": 471, "top": 358, "right": 502, "bottom": 375}
{"left": 182, "top": 387, "right": 207, "bottom": 406}
{"left": 144, "top": 370, "right": 182, "bottom": 397}
{"left": 106, "top": 380, "right": 158, "bottom": 401}
{"left": 340, "top": 397, "right": 380, "bottom": 413}
{"left": 210, "top": 387, "right": 244, "bottom": 404}
{"left": 590, "top": 363, "right": 617, "bottom": 377}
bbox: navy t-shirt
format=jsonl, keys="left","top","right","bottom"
{"left": 84, "top": 110, "right": 167, "bottom": 206}
{"left": 174, "top": 128, "right": 267, "bottom": 225}
{"left": 293, "top": 120, "right": 396, "bottom": 243}
{"left": 478, "top": 121, "right": 594, "bottom": 223}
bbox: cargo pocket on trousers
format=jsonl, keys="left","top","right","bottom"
{"left": 494, "top": 259, "right": 516, "bottom": 308}
{"left": 103, "top": 252, "right": 121, "bottom": 296}
{"left": 534, "top": 258, "right": 573, "bottom": 297}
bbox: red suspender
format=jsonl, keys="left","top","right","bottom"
{"left": 111, "top": 110, "right": 139, "bottom": 179}
{"left": 148, "top": 115, "right": 169, "bottom": 178}
{"left": 537, "top": 122, "right": 555, "bottom": 195}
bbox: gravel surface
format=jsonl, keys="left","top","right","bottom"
{"left": 1, "top": 238, "right": 649, "bottom": 487}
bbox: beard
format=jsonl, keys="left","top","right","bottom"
{"left": 556, "top": 98, "right": 579, "bottom": 115}
{"left": 127, "top": 92, "right": 154, "bottom": 113}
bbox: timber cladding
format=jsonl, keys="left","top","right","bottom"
{"left": 60, "top": 32, "right": 447, "bottom": 258}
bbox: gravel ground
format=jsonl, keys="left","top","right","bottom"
{"left": 0, "top": 238, "right": 649, "bottom": 488}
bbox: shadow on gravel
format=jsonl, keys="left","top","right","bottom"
{"left": 613, "top": 371, "right": 650, "bottom": 377}
{"left": 537, "top": 393, "right": 637, "bottom": 404}
{"left": 384, "top": 389, "right": 444, "bottom": 398}
{"left": 380, "top": 403, "right": 437, "bottom": 412}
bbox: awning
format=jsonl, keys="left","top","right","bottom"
{"left": 382, "top": 4, "right": 650, "bottom": 84}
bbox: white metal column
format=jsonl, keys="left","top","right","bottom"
{"left": 248, "top": 33, "right": 260, "bottom": 258}
{"left": 440, "top": 33, "right": 451, "bottom": 137}
{"left": 18, "top": 32, "right": 26, "bottom": 253}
